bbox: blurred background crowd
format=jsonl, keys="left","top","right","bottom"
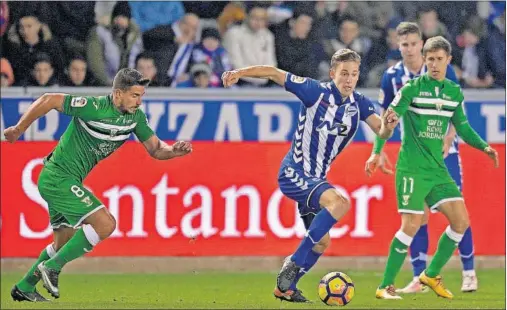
{"left": 0, "top": 1, "right": 505, "bottom": 89}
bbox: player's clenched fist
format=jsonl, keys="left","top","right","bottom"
{"left": 3, "top": 126, "right": 22, "bottom": 143}
{"left": 383, "top": 108, "right": 399, "bottom": 130}
{"left": 172, "top": 141, "right": 193, "bottom": 157}
{"left": 221, "top": 70, "right": 240, "bottom": 87}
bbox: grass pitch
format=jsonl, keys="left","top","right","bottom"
{"left": 1, "top": 270, "right": 505, "bottom": 309}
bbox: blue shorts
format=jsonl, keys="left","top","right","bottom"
{"left": 278, "top": 163, "right": 334, "bottom": 217}
{"left": 444, "top": 153, "right": 463, "bottom": 191}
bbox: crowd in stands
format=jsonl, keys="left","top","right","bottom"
{"left": 0, "top": 1, "right": 505, "bottom": 89}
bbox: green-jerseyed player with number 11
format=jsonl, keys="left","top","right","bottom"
{"left": 3, "top": 68, "right": 193, "bottom": 302}
{"left": 364, "top": 36, "right": 499, "bottom": 300}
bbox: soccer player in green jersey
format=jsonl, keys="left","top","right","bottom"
{"left": 365, "top": 37, "right": 499, "bottom": 300}
{"left": 4, "top": 68, "right": 193, "bottom": 302}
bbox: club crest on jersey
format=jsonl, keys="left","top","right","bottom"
{"left": 402, "top": 194, "right": 410, "bottom": 206}
{"left": 435, "top": 100, "right": 444, "bottom": 111}
{"left": 290, "top": 75, "right": 306, "bottom": 84}
{"left": 70, "top": 97, "right": 87, "bottom": 107}
{"left": 345, "top": 105, "right": 358, "bottom": 117}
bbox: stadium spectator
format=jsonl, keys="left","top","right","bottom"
{"left": 4, "top": 13, "right": 65, "bottom": 85}
{"left": 141, "top": 13, "right": 200, "bottom": 86}
{"left": 176, "top": 62, "right": 213, "bottom": 88}
{"left": 135, "top": 52, "right": 169, "bottom": 87}
{"left": 223, "top": 3, "right": 276, "bottom": 87}
{"left": 45, "top": 2, "right": 96, "bottom": 58}
{"left": 0, "top": 57, "right": 14, "bottom": 87}
{"left": 129, "top": 1, "right": 185, "bottom": 33}
{"left": 60, "top": 54, "right": 102, "bottom": 87}
{"left": 95, "top": 1, "right": 118, "bottom": 26}
{"left": 322, "top": 15, "right": 371, "bottom": 86}
{"left": 0, "top": 1, "right": 9, "bottom": 37}
{"left": 22, "top": 53, "right": 58, "bottom": 87}
{"left": 190, "top": 27, "right": 232, "bottom": 87}
{"left": 486, "top": 10, "right": 506, "bottom": 88}
{"left": 217, "top": 1, "right": 246, "bottom": 35}
{"left": 183, "top": 1, "right": 228, "bottom": 20}
{"left": 86, "top": 1, "right": 142, "bottom": 86}
{"left": 418, "top": 8, "right": 450, "bottom": 42}
{"left": 267, "top": 1, "right": 294, "bottom": 26}
{"left": 365, "top": 18, "right": 402, "bottom": 87}
{"left": 453, "top": 17, "right": 493, "bottom": 88}
{"left": 274, "top": 8, "right": 320, "bottom": 79}
{"left": 341, "top": 1, "right": 395, "bottom": 40}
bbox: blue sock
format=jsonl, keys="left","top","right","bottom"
{"left": 410, "top": 224, "right": 428, "bottom": 277}
{"left": 459, "top": 227, "right": 474, "bottom": 271}
{"left": 290, "top": 249, "right": 322, "bottom": 290}
{"left": 291, "top": 208, "right": 336, "bottom": 266}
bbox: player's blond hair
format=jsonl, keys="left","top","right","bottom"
{"left": 330, "top": 49, "right": 361, "bottom": 68}
{"left": 423, "top": 36, "right": 452, "bottom": 56}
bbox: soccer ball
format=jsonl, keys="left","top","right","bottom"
{"left": 318, "top": 272, "right": 355, "bottom": 306}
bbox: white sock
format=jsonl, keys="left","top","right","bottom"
{"left": 83, "top": 224, "right": 100, "bottom": 246}
{"left": 46, "top": 244, "right": 56, "bottom": 258}
{"left": 463, "top": 270, "right": 476, "bottom": 277}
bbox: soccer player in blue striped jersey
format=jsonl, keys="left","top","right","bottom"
{"left": 378, "top": 22, "right": 477, "bottom": 294}
{"left": 222, "top": 49, "right": 397, "bottom": 302}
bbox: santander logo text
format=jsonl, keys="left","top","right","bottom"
{"left": 19, "top": 159, "right": 383, "bottom": 241}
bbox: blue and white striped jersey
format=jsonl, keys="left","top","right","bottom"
{"left": 378, "top": 61, "right": 460, "bottom": 154}
{"left": 283, "top": 73, "right": 377, "bottom": 178}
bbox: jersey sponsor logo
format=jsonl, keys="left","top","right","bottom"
{"left": 378, "top": 89, "right": 385, "bottom": 104}
{"left": 419, "top": 91, "right": 432, "bottom": 97}
{"left": 70, "top": 97, "right": 87, "bottom": 107}
{"left": 290, "top": 75, "right": 306, "bottom": 84}
{"left": 316, "top": 120, "right": 350, "bottom": 136}
{"left": 345, "top": 105, "right": 358, "bottom": 117}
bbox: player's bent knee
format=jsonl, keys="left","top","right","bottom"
{"left": 450, "top": 218, "right": 469, "bottom": 235}
{"left": 400, "top": 214, "right": 424, "bottom": 237}
{"left": 320, "top": 190, "right": 350, "bottom": 218}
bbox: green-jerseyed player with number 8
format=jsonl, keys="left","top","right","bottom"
{"left": 3, "top": 68, "right": 193, "bottom": 302}
{"left": 364, "top": 36, "right": 499, "bottom": 300}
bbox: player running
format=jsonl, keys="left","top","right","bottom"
{"left": 366, "top": 36, "right": 499, "bottom": 300}
{"left": 222, "top": 49, "right": 396, "bottom": 303}
{"left": 378, "top": 22, "right": 479, "bottom": 293}
{"left": 4, "top": 68, "right": 192, "bottom": 302}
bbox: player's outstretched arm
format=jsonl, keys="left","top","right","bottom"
{"left": 3, "top": 93, "right": 65, "bottom": 143}
{"left": 142, "top": 135, "right": 192, "bottom": 160}
{"left": 222, "top": 66, "right": 287, "bottom": 87}
{"left": 451, "top": 105, "right": 499, "bottom": 168}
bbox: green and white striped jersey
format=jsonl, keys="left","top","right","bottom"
{"left": 44, "top": 94, "right": 154, "bottom": 182}
{"left": 389, "top": 74, "right": 467, "bottom": 172}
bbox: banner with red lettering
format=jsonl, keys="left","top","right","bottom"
{"left": 1, "top": 142, "right": 504, "bottom": 257}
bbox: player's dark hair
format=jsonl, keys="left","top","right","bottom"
{"left": 396, "top": 22, "right": 422, "bottom": 38}
{"left": 112, "top": 68, "right": 150, "bottom": 90}
{"left": 423, "top": 36, "right": 452, "bottom": 56}
{"left": 330, "top": 49, "right": 361, "bottom": 68}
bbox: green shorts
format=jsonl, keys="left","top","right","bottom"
{"left": 38, "top": 165, "right": 104, "bottom": 229}
{"left": 395, "top": 169, "right": 463, "bottom": 214}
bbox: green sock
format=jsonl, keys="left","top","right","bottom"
{"left": 44, "top": 228, "right": 93, "bottom": 272}
{"left": 379, "top": 232, "right": 412, "bottom": 288}
{"left": 426, "top": 227, "right": 461, "bottom": 278}
{"left": 16, "top": 245, "right": 53, "bottom": 292}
